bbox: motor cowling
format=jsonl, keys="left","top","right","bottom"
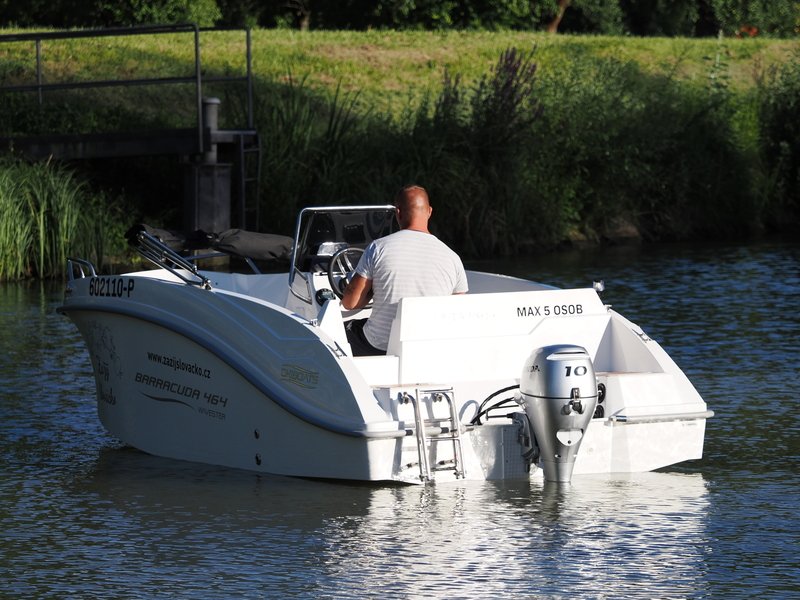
{"left": 518, "top": 345, "right": 597, "bottom": 483}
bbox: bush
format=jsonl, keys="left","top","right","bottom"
{"left": 759, "top": 50, "right": 800, "bottom": 230}
{"left": 372, "top": 47, "right": 549, "bottom": 255}
{"left": 250, "top": 76, "right": 367, "bottom": 233}
{"left": 248, "top": 44, "right": 779, "bottom": 257}
{"left": 534, "top": 51, "right": 759, "bottom": 242}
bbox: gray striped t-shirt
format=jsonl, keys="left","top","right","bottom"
{"left": 355, "top": 229, "right": 468, "bottom": 351}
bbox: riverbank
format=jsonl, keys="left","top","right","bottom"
{"left": 0, "top": 29, "right": 798, "bottom": 278}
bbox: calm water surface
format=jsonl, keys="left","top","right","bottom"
{"left": 2, "top": 241, "right": 798, "bottom": 599}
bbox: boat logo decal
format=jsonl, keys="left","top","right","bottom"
{"left": 85, "top": 321, "right": 123, "bottom": 381}
{"left": 142, "top": 393, "right": 227, "bottom": 421}
{"left": 99, "top": 386, "right": 117, "bottom": 405}
{"left": 198, "top": 406, "right": 226, "bottom": 421}
{"left": 135, "top": 372, "right": 201, "bottom": 400}
{"left": 143, "top": 393, "right": 194, "bottom": 409}
{"left": 280, "top": 364, "right": 319, "bottom": 389}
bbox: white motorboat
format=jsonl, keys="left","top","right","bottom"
{"left": 59, "top": 205, "right": 713, "bottom": 484}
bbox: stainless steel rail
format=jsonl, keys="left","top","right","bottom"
{"left": 609, "top": 410, "right": 715, "bottom": 424}
{"left": 0, "top": 24, "right": 254, "bottom": 153}
{"left": 133, "top": 230, "right": 212, "bottom": 289}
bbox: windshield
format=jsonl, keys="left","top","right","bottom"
{"left": 291, "top": 206, "right": 397, "bottom": 274}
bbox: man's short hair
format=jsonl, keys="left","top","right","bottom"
{"left": 394, "top": 184, "right": 428, "bottom": 207}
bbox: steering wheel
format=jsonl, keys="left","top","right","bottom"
{"left": 327, "top": 247, "right": 364, "bottom": 299}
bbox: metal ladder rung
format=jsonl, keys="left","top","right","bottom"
{"left": 432, "top": 464, "right": 458, "bottom": 472}
{"left": 404, "top": 388, "right": 465, "bottom": 482}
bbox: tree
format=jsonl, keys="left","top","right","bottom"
{"left": 545, "top": 0, "right": 624, "bottom": 34}
{"left": 0, "top": 0, "right": 222, "bottom": 28}
{"left": 546, "top": 0, "right": 571, "bottom": 33}
{"left": 712, "top": 0, "right": 800, "bottom": 37}
{"left": 96, "top": 0, "right": 222, "bottom": 27}
{"left": 284, "top": 0, "right": 311, "bottom": 30}
{"left": 620, "top": 0, "right": 700, "bottom": 36}
{"left": 215, "top": 0, "right": 262, "bottom": 27}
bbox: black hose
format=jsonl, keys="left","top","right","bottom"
{"left": 470, "top": 385, "right": 520, "bottom": 425}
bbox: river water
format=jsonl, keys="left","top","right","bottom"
{"left": 1, "top": 241, "right": 798, "bottom": 599}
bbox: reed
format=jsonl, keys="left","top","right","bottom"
{"left": 0, "top": 159, "right": 114, "bottom": 280}
{"left": 248, "top": 74, "right": 367, "bottom": 233}
{"left": 0, "top": 168, "right": 34, "bottom": 280}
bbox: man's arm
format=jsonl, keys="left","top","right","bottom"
{"left": 342, "top": 274, "right": 373, "bottom": 310}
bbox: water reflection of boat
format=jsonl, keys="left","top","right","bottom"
{"left": 75, "top": 446, "right": 372, "bottom": 530}
{"left": 339, "top": 472, "right": 711, "bottom": 598}
{"left": 63, "top": 448, "right": 712, "bottom": 598}
{"left": 59, "top": 205, "right": 712, "bottom": 484}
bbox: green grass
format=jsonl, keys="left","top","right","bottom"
{"left": 1, "top": 28, "right": 794, "bottom": 114}
{"left": 254, "top": 31, "right": 794, "bottom": 113}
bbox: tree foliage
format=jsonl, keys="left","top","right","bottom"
{"left": 555, "top": 0, "right": 625, "bottom": 34}
{"left": 1, "top": 0, "right": 798, "bottom": 36}
{"left": 0, "top": 0, "right": 222, "bottom": 28}
{"left": 213, "top": 0, "right": 797, "bottom": 36}
{"left": 621, "top": 0, "right": 701, "bottom": 36}
{"left": 712, "top": 0, "right": 800, "bottom": 37}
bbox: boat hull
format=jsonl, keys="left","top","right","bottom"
{"left": 67, "top": 309, "right": 404, "bottom": 481}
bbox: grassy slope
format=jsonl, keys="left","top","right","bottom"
{"left": 1, "top": 28, "right": 795, "bottom": 116}
{"left": 1, "top": 28, "right": 796, "bottom": 259}
{"left": 245, "top": 30, "right": 795, "bottom": 113}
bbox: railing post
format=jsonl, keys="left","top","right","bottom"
{"left": 246, "top": 28, "right": 253, "bottom": 130}
{"left": 194, "top": 24, "right": 203, "bottom": 154}
{"left": 35, "top": 38, "right": 42, "bottom": 105}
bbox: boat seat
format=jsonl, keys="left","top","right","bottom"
{"left": 385, "top": 289, "right": 611, "bottom": 384}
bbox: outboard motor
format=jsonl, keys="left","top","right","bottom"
{"left": 518, "top": 345, "right": 598, "bottom": 483}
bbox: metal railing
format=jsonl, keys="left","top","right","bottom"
{"left": 0, "top": 23, "right": 254, "bottom": 154}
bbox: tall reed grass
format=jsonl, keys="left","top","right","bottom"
{"left": 0, "top": 159, "right": 121, "bottom": 280}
